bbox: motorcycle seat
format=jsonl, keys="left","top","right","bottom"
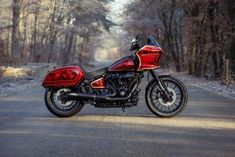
{"left": 66, "top": 62, "right": 108, "bottom": 80}
{"left": 84, "top": 67, "right": 107, "bottom": 80}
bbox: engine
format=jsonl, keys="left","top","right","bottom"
{"left": 88, "top": 72, "right": 142, "bottom": 108}
{"left": 105, "top": 72, "right": 140, "bottom": 97}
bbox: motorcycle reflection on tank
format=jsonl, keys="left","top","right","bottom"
{"left": 42, "top": 36, "right": 188, "bottom": 118}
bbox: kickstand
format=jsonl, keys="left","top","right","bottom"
{"left": 121, "top": 107, "right": 126, "bottom": 113}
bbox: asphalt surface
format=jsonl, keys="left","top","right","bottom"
{"left": 0, "top": 80, "right": 235, "bottom": 157}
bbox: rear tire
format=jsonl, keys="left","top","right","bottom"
{"left": 145, "top": 76, "right": 188, "bottom": 118}
{"left": 45, "top": 88, "right": 84, "bottom": 117}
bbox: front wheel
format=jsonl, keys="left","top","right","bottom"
{"left": 145, "top": 76, "right": 188, "bottom": 118}
{"left": 45, "top": 88, "right": 84, "bottom": 117}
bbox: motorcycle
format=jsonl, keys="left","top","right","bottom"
{"left": 42, "top": 36, "right": 188, "bottom": 118}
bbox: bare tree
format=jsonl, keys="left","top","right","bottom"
{"left": 126, "top": 0, "right": 235, "bottom": 79}
{"left": 11, "top": 0, "right": 21, "bottom": 59}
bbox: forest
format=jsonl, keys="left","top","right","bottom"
{"left": 0, "top": 0, "right": 113, "bottom": 65}
{"left": 0, "top": 0, "right": 234, "bottom": 82}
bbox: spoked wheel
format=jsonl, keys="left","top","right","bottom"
{"left": 45, "top": 88, "right": 84, "bottom": 117}
{"left": 146, "top": 76, "right": 188, "bottom": 117}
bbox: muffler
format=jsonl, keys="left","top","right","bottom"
{"left": 65, "top": 84, "right": 137, "bottom": 102}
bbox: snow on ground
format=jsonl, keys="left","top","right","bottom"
{"left": 0, "top": 65, "right": 235, "bottom": 100}
{"left": 0, "top": 65, "right": 51, "bottom": 97}
{"left": 153, "top": 69, "right": 235, "bottom": 100}
{"left": 0, "top": 79, "right": 39, "bottom": 97}
{"left": 164, "top": 70, "right": 235, "bottom": 100}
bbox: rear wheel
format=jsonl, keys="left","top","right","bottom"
{"left": 145, "top": 76, "right": 188, "bottom": 117}
{"left": 45, "top": 88, "right": 84, "bottom": 117}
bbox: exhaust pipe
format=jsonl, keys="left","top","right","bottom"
{"left": 65, "top": 84, "right": 137, "bottom": 102}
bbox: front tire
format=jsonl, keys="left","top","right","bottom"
{"left": 145, "top": 76, "right": 188, "bottom": 118}
{"left": 45, "top": 88, "right": 84, "bottom": 117}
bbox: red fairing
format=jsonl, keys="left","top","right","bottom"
{"left": 136, "top": 45, "right": 163, "bottom": 71}
{"left": 91, "top": 77, "right": 106, "bottom": 89}
{"left": 108, "top": 57, "right": 136, "bottom": 71}
{"left": 42, "top": 66, "right": 84, "bottom": 88}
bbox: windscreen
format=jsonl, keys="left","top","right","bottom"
{"left": 147, "top": 36, "right": 161, "bottom": 47}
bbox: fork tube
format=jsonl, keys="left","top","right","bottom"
{"left": 149, "top": 70, "right": 170, "bottom": 97}
{"left": 150, "top": 70, "right": 164, "bottom": 89}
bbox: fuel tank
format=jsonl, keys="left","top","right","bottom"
{"left": 108, "top": 56, "right": 137, "bottom": 72}
{"left": 42, "top": 66, "right": 84, "bottom": 88}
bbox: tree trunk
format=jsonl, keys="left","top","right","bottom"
{"left": 47, "top": 0, "right": 58, "bottom": 63}
{"left": 63, "top": 30, "right": 74, "bottom": 64}
{"left": 11, "top": 0, "right": 21, "bottom": 60}
{"left": 21, "top": 9, "right": 27, "bottom": 62}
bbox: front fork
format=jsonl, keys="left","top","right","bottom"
{"left": 149, "top": 70, "right": 172, "bottom": 101}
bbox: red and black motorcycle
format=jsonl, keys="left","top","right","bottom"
{"left": 42, "top": 36, "right": 188, "bottom": 118}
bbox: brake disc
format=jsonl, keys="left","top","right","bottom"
{"left": 53, "top": 88, "right": 73, "bottom": 107}
{"left": 158, "top": 88, "right": 177, "bottom": 106}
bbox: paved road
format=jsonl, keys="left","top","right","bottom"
{"left": 0, "top": 80, "right": 235, "bottom": 157}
